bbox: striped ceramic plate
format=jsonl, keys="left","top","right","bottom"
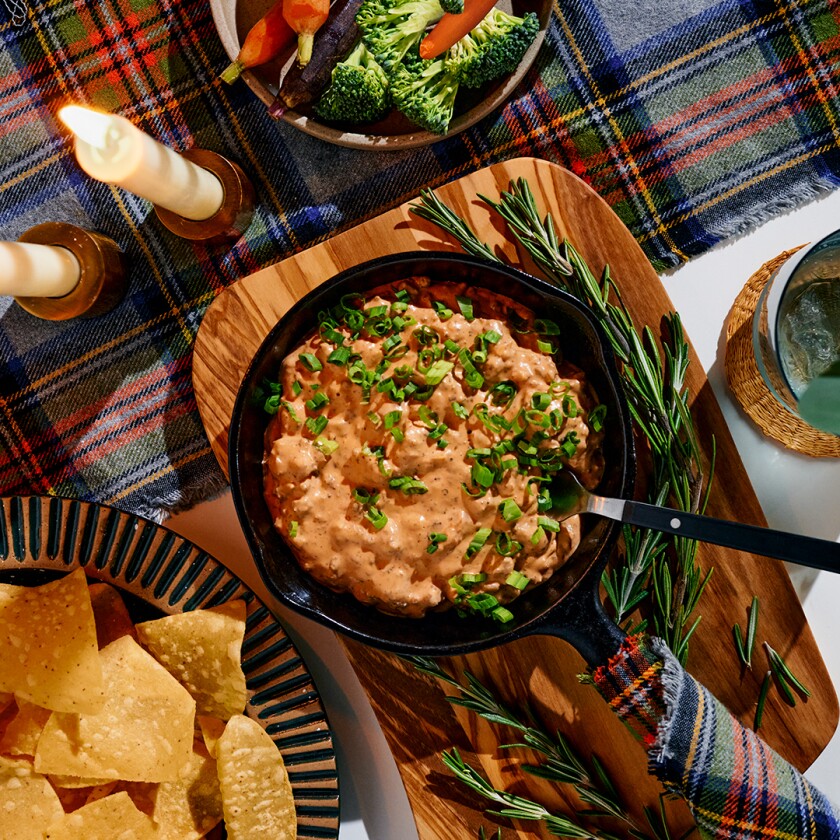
{"left": 0, "top": 494, "right": 340, "bottom": 840}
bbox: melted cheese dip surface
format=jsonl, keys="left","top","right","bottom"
{"left": 263, "top": 279, "right": 604, "bottom": 618}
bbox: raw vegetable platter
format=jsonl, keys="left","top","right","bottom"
{"left": 211, "top": 0, "right": 551, "bottom": 149}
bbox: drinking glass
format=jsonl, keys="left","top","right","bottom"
{"left": 753, "top": 230, "right": 840, "bottom": 436}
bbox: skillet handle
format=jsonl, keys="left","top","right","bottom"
{"left": 522, "top": 572, "right": 627, "bottom": 668}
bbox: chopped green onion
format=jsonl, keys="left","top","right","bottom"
{"left": 466, "top": 592, "right": 498, "bottom": 613}
{"left": 263, "top": 394, "right": 281, "bottom": 415}
{"left": 305, "top": 415, "right": 328, "bottom": 436}
{"left": 443, "top": 338, "right": 460, "bottom": 355}
{"left": 452, "top": 401, "right": 469, "bottom": 420}
{"left": 495, "top": 532, "right": 523, "bottom": 557}
{"left": 388, "top": 476, "right": 429, "bottom": 494}
{"left": 562, "top": 395, "right": 579, "bottom": 417}
{"left": 384, "top": 410, "right": 402, "bottom": 430}
{"left": 458, "top": 348, "right": 484, "bottom": 389}
{"left": 428, "top": 423, "right": 447, "bottom": 441}
{"left": 433, "top": 300, "right": 453, "bottom": 320}
{"left": 537, "top": 339, "right": 555, "bottom": 354}
{"left": 299, "top": 353, "right": 322, "bottom": 372}
{"left": 589, "top": 404, "right": 607, "bottom": 432}
{"left": 395, "top": 288, "right": 411, "bottom": 303}
{"left": 382, "top": 334, "right": 403, "bottom": 354}
{"left": 456, "top": 295, "right": 474, "bottom": 321}
{"left": 505, "top": 571, "right": 529, "bottom": 590}
{"left": 425, "top": 360, "right": 454, "bottom": 386}
{"left": 391, "top": 428, "right": 405, "bottom": 443}
{"left": 531, "top": 392, "right": 551, "bottom": 410}
{"left": 465, "top": 528, "right": 492, "bottom": 558}
{"left": 312, "top": 437, "right": 339, "bottom": 456}
{"left": 427, "top": 532, "right": 448, "bottom": 554}
{"left": 471, "top": 463, "right": 495, "bottom": 489}
{"left": 498, "top": 499, "right": 523, "bottom": 522}
{"left": 367, "top": 411, "right": 382, "bottom": 427}
{"left": 525, "top": 409, "right": 550, "bottom": 428}
{"left": 305, "top": 391, "right": 329, "bottom": 412}
{"left": 365, "top": 507, "right": 388, "bottom": 530}
{"left": 459, "top": 572, "right": 488, "bottom": 585}
{"left": 538, "top": 516, "right": 560, "bottom": 533}
{"left": 280, "top": 401, "right": 300, "bottom": 423}
{"left": 413, "top": 325, "right": 438, "bottom": 346}
{"left": 489, "top": 380, "right": 517, "bottom": 408}
{"left": 561, "top": 431, "right": 580, "bottom": 458}
{"left": 418, "top": 406, "right": 438, "bottom": 428}
{"left": 491, "top": 606, "right": 514, "bottom": 623}
{"left": 533, "top": 318, "right": 561, "bottom": 335}
{"left": 288, "top": 521, "right": 299, "bottom": 538}
{"left": 353, "top": 487, "right": 379, "bottom": 505}
{"left": 291, "top": 381, "right": 303, "bottom": 397}
{"left": 482, "top": 330, "right": 501, "bottom": 344}
{"left": 530, "top": 525, "right": 545, "bottom": 545}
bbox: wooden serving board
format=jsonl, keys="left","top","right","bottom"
{"left": 193, "top": 158, "right": 838, "bottom": 838}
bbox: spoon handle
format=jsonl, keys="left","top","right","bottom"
{"left": 623, "top": 501, "right": 840, "bottom": 573}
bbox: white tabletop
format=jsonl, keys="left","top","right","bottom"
{"left": 168, "top": 191, "right": 840, "bottom": 837}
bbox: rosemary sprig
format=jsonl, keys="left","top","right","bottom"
{"left": 443, "top": 748, "right": 612, "bottom": 839}
{"left": 409, "top": 656, "right": 673, "bottom": 840}
{"left": 765, "top": 642, "right": 812, "bottom": 700}
{"left": 410, "top": 181, "right": 714, "bottom": 664}
{"left": 733, "top": 596, "right": 759, "bottom": 668}
{"left": 755, "top": 670, "right": 772, "bottom": 730}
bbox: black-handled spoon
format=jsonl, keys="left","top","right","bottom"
{"left": 550, "top": 470, "right": 840, "bottom": 573}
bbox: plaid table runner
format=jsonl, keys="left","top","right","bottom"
{"left": 593, "top": 635, "right": 840, "bottom": 840}
{"left": 1, "top": 0, "right": 840, "bottom": 518}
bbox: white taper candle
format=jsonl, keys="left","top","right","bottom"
{"left": 0, "top": 241, "right": 81, "bottom": 298}
{"left": 59, "top": 106, "right": 225, "bottom": 221}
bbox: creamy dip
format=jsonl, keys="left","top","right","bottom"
{"left": 263, "top": 278, "right": 605, "bottom": 619}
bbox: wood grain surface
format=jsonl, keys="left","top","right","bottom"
{"left": 193, "top": 157, "right": 838, "bottom": 838}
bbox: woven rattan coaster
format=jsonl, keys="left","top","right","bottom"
{"left": 724, "top": 246, "right": 840, "bottom": 458}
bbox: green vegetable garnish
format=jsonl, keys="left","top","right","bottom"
{"left": 299, "top": 352, "right": 323, "bottom": 372}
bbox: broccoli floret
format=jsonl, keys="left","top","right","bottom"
{"left": 451, "top": 8, "right": 540, "bottom": 88}
{"left": 439, "top": 0, "right": 463, "bottom": 12}
{"left": 444, "top": 31, "right": 485, "bottom": 82}
{"left": 390, "top": 56, "right": 459, "bottom": 134}
{"left": 357, "top": 0, "right": 445, "bottom": 71}
{"left": 316, "top": 41, "right": 391, "bottom": 124}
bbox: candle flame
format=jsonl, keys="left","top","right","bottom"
{"left": 59, "top": 106, "right": 115, "bottom": 150}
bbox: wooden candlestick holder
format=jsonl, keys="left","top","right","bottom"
{"left": 153, "top": 149, "right": 255, "bottom": 244}
{"left": 14, "top": 223, "right": 125, "bottom": 321}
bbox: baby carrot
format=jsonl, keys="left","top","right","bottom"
{"left": 283, "top": 0, "right": 330, "bottom": 67}
{"left": 419, "top": 0, "right": 498, "bottom": 60}
{"left": 220, "top": 0, "right": 296, "bottom": 84}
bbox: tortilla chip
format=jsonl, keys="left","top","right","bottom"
{"left": 136, "top": 601, "right": 248, "bottom": 720}
{"left": 44, "top": 790, "right": 156, "bottom": 840}
{"left": 0, "top": 695, "right": 17, "bottom": 744}
{"left": 48, "top": 774, "right": 114, "bottom": 789}
{"left": 197, "top": 715, "right": 225, "bottom": 758}
{"left": 216, "top": 714, "right": 296, "bottom": 840}
{"left": 0, "top": 698, "right": 51, "bottom": 756}
{"left": 88, "top": 583, "right": 136, "bottom": 649}
{"left": 0, "top": 569, "right": 104, "bottom": 713}
{"left": 145, "top": 741, "right": 223, "bottom": 839}
{"left": 135, "top": 600, "right": 248, "bottom": 720}
{"left": 82, "top": 781, "right": 118, "bottom": 805}
{"left": 35, "top": 636, "right": 195, "bottom": 783}
{"left": 0, "top": 754, "right": 64, "bottom": 840}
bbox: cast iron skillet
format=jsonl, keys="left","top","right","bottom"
{"left": 229, "top": 252, "right": 635, "bottom": 667}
